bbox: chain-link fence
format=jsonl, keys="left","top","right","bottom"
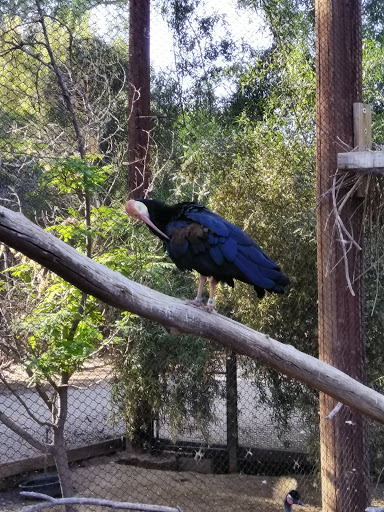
{"left": 1, "top": 0, "right": 384, "bottom": 511}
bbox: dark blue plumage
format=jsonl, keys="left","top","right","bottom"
{"left": 125, "top": 199, "right": 289, "bottom": 308}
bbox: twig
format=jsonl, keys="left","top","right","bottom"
{"left": 17, "top": 493, "right": 184, "bottom": 512}
{"left": 320, "top": 169, "right": 365, "bottom": 296}
{"left": 35, "top": 0, "right": 85, "bottom": 159}
{"left": 335, "top": 136, "right": 353, "bottom": 152}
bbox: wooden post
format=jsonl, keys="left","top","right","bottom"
{"left": 127, "top": 0, "right": 151, "bottom": 199}
{"left": 354, "top": 103, "right": 372, "bottom": 151}
{"left": 126, "top": 0, "right": 153, "bottom": 451}
{"left": 354, "top": 103, "right": 372, "bottom": 197}
{"left": 315, "top": 1, "right": 370, "bottom": 511}
{"left": 226, "top": 350, "right": 238, "bottom": 473}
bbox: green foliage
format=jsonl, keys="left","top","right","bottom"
{"left": 363, "top": 40, "right": 384, "bottom": 142}
{"left": 112, "top": 318, "right": 220, "bottom": 439}
{"left": 0, "top": 3, "right": 129, "bottom": 214}
{"left": 102, "top": 219, "right": 222, "bottom": 439}
{"left": 40, "top": 155, "right": 114, "bottom": 196}
{"left": 3, "top": 0, "right": 384, "bottom": 471}
{"left": 363, "top": 0, "right": 384, "bottom": 43}
{"left": 7, "top": 270, "right": 102, "bottom": 381}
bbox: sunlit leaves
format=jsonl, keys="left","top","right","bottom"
{"left": 8, "top": 276, "right": 102, "bottom": 380}
{"left": 40, "top": 155, "right": 114, "bottom": 195}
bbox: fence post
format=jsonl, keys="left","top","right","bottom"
{"left": 315, "top": 0, "right": 370, "bottom": 511}
{"left": 226, "top": 350, "right": 238, "bottom": 473}
{"left": 128, "top": 0, "right": 151, "bottom": 198}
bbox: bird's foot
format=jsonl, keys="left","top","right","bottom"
{"left": 184, "top": 297, "right": 215, "bottom": 313}
{"left": 184, "top": 297, "right": 204, "bottom": 307}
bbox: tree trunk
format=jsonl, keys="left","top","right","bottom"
{"left": 52, "top": 383, "right": 76, "bottom": 512}
{"left": 128, "top": 0, "right": 151, "bottom": 199}
{"left": 128, "top": 400, "right": 154, "bottom": 453}
{"left": 315, "top": 0, "right": 369, "bottom": 510}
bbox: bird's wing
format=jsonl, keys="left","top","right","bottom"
{"left": 165, "top": 206, "right": 230, "bottom": 264}
{"left": 187, "top": 208, "right": 287, "bottom": 289}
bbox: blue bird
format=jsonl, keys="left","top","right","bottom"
{"left": 125, "top": 199, "right": 289, "bottom": 310}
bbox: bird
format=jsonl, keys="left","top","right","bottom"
{"left": 125, "top": 199, "right": 289, "bottom": 310}
{"left": 284, "top": 490, "right": 305, "bottom": 511}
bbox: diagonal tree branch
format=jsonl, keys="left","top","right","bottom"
{"left": 0, "top": 409, "right": 50, "bottom": 454}
{"left": 1, "top": 205, "right": 384, "bottom": 423}
{"left": 0, "top": 372, "right": 54, "bottom": 428}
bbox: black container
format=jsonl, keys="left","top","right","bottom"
{"left": 19, "top": 475, "right": 61, "bottom": 499}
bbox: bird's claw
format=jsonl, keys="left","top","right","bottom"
{"left": 184, "top": 297, "right": 204, "bottom": 307}
{"left": 184, "top": 297, "right": 216, "bottom": 312}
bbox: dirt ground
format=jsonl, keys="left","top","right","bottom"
{"left": 0, "top": 455, "right": 321, "bottom": 512}
{"left": 1, "top": 362, "right": 383, "bottom": 511}
{"left": 2, "top": 452, "right": 384, "bottom": 512}
{"left": 0, "top": 360, "right": 114, "bottom": 390}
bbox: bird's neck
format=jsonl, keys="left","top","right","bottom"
{"left": 284, "top": 502, "right": 291, "bottom": 512}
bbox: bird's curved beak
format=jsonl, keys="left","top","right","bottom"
{"left": 125, "top": 200, "right": 170, "bottom": 240}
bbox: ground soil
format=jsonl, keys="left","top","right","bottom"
{"left": 0, "top": 360, "right": 114, "bottom": 391}
{"left": 1, "top": 362, "right": 383, "bottom": 512}
{"left": 0, "top": 452, "right": 322, "bottom": 512}
{"left": 2, "top": 453, "right": 384, "bottom": 512}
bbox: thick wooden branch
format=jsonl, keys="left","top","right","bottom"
{"left": 1, "top": 206, "right": 384, "bottom": 423}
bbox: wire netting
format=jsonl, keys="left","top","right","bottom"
{"left": 315, "top": 0, "right": 371, "bottom": 511}
{"left": 1, "top": 1, "right": 384, "bottom": 511}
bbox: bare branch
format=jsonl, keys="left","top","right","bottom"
{"left": 35, "top": 0, "right": 85, "bottom": 159}
{"left": 1, "top": 206, "right": 384, "bottom": 424}
{"left": 0, "top": 373, "right": 54, "bottom": 428}
{"left": 0, "top": 409, "right": 50, "bottom": 454}
{"left": 17, "top": 493, "right": 184, "bottom": 512}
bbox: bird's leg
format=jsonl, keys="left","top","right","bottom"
{"left": 185, "top": 275, "right": 217, "bottom": 312}
{"left": 185, "top": 275, "right": 207, "bottom": 307}
{"left": 207, "top": 277, "right": 218, "bottom": 311}
{"left": 195, "top": 274, "right": 207, "bottom": 303}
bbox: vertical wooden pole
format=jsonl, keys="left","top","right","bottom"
{"left": 353, "top": 103, "right": 372, "bottom": 152}
{"left": 128, "top": 0, "right": 151, "bottom": 199}
{"left": 354, "top": 103, "right": 372, "bottom": 197}
{"left": 226, "top": 350, "right": 238, "bottom": 473}
{"left": 126, "top": 0, "right": 153, "bottom": 452}
{"left": 315, "top": 1, "right": 369, "bottom": 511}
